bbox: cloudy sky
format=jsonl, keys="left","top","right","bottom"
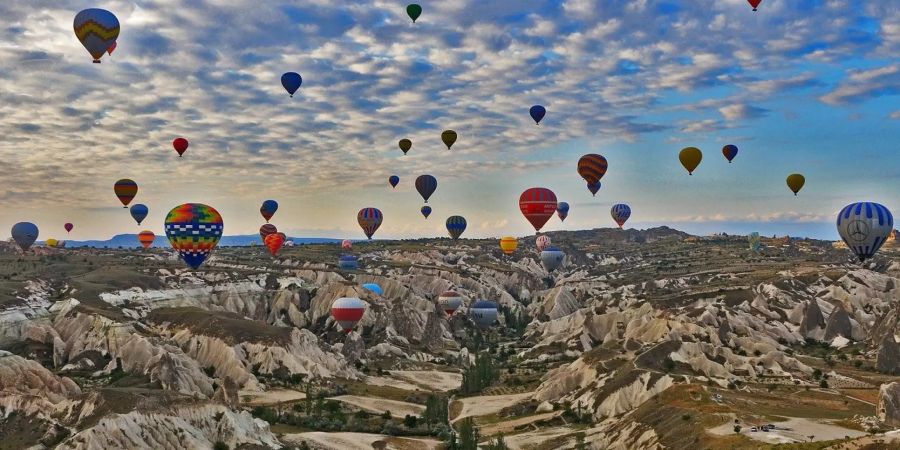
{"left": 1, "top": 0, "right": 898, "bottom": 241}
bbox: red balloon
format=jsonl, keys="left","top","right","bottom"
{"left": 342, "top": 239, "right": 352, "bottom": 250}
{"left": 265, "top": 232, "right": 286, "bottom": 256}
{"left": 519, "top": 187, "right": 558, "bottom": 232}
{"left": 173, "top": 137, "right": 189, "bottom": 156}
{"left": 64, "top": 223, "right": 74, "bottom": 233}
{"left": 748, "top": 0, "right": 761, "bottom": 11}
{"left": 259, "top": 224, "right": 277, "bottom": 241}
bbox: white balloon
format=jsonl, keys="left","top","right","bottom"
{"left": 836, "top": 202, "right": 893, "bottom": 262}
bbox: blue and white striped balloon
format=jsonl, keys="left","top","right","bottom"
{"left": 836, "top": 202, "right": 893, "bottom": 262}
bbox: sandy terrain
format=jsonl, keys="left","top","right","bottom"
{"left": 282, "top": 432, "right": 441, "bottom": 450}
{"left": 480, "top": 411, "right": 563, "bottom": 436}
{"left": 331, "top": 395, "right": 425, "bottom": 417}
{"left": 822, "top": 430, "right": 900, "bottom": 449}
{"left": 452, "top": 392, "right": 533, "bottom": 422}
{"left": 502, "top": 426, "right": 575, "bottom": 450}
{"left": 708, "top": 417, "right": 866, "bottom": 444}
{"left": 364, "top": 375, "right": 423, "bottom": 391}
{"left": 238, "top": 388, "right": 306, "bottom": 406}
{"left": 389, "top": 370, "right": 463, "bottom": 392}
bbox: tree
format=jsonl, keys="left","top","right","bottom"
{"left": 212, "top": 442, "right": 229, "bottom": 450}
{"left": 819, "top": 379, "right": 829, "bottom": 388}
{"left": 381, "top": 410, "right": 392, "bottom": 420}
{"left": 457, "top": 417, "right": 480, "bottom": 450}
{"left": 484, "top": 433, "right": 508, "bottom": 450}
{"left": 734, "top": 425, "right": 741, "bottom": 433}
{"left": 403, "top": 414, "right": 418, "bottom": 428}
{"left": 812, "top": 368, "right": 822, "bottom": 380}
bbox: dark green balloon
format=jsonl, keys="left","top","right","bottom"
{"left": 407, "top": 4, "right": 422, "bottom": 22}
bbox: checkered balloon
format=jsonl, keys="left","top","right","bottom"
{"left": 164, "top": 203, "right": 224, "bottom": 269}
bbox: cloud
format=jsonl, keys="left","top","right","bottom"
{"left": 667, "top": 211, "right": 830, "bottom": 224}
{"left": 820, "top": 64, "right": 900, "bottom": 105}
{"left": 718, "top": 103, "right": 768, "bottom": 121}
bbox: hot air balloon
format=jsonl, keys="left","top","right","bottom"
{"left": 114, "top": 179, "right": 138, "bottom": 208}
{"left": 130, "top": 204, "right": 149, "bottom": 225}
{"left": 836, "top": 202, "right": 894, "bottom": 262}
{"left": 499, "top": 237, "right": 518, "bottom": 255}
{"left": 281, "top": 72, "right": 302, "bottom": 97}
{"left": 786, "top": 174, "right": 805, "bottom": 196}
{"left": 679, "top": 147, "right": 702, "bottom": 175}
{"left": 362, "top": 283, "right": 383, "bottom": 296}
{"left": 748, "top": 232, "right": 761, "bottom": 253}
{"left": 722, "top": 144, "right": 738, "bottom": 163}
{"left": 535, "top": 235, "right": 551, "bottom": 252}
{"left": 519, "top": 187, "right": 558, "bottom": 232}
{"left": 342, "top": 239, "right": 353, "bottom": 251}
{"left": 259, "top": 224, "right": 277, "bottom": 241}
{"left": 446, "top": 216, "right": 467, "bottom": 240}
{"left": 260, "top": 200, "right": 278, "bottom": 222}
{"left": 587, "top": 181, "right": 602, "bottom": 196}
{"left": 265, "top": 232, "right": 286, "bottom": 256}
{"left": 11, "top": 222, "right": 38, "bottom": 251}
{"left": 64, "top": 223, "right": 74, "bottom": 233}
{"left": 46, "top": 239, "right": 59, "bottom": 248}
{"left": 164, "top": 203, "right": 223, "bottom": 269}
{"left": 415, "top": 175, "right": 437, "bottom": 203}
{"left": 73, "top": 9, "right": 119, "bottom": 63}
{"left": 611, "top": 204, "right": 631, "bottom": 228}
{"left": 338, "top": 254, "right": 359, "bottom": 270}
{"left": 577, "top": 154, "right": 608, "bottom": 185}
{"left": 441, "top": 130, "right": 457, "bottom": 150}
{"left": 407, "top": 4, "right": 422, "bottom": 22}
{"left": 138, "top": 230, "right": 155, "bottom": 249}
{"left": 748, "top": 0, "right": 762, "bottom": 11}
{"left": 557, "top": 202, "right": 569, "bottom": 222}
{"left": 388, "top": 175, "right": 400, "bottom": 189}
{"left": 530, "top": 105, "right": 546, "bottom": 125}
{"left": 470, "top": 300, "right": 498, "bottom": 328}
{"left": 332, "top": 297, "right": 366, "bottom": 333}
{"left": 541, "top": 246, "right": 565, "bottom": 272}
{"left": 439, "top": 291, "right": 463, "bottom": 316}
{"left": 399, "top": 139, "right": 412, "bottom": 155}
{"left": 358, "top": 208, "right": 383, "bottom": 239}
{"left": 421, "top": 206, "right": 432, "bottom": 219}
{"left": 173, "top": 138, "right": 189, "bottom": 157}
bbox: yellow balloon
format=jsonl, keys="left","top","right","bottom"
{"left": 679, "top": 147, "right": 702, "bottom": 175}
{"left": 499, "top": 236, "right": 518, "bottom": 255}
{"left": 46, "top": 239, "right": 58, "bottom": 248}
{"left": 786, "top": 173, "right": 805, "bottom": 195}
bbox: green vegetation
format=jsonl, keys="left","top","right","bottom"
{"left": 460, "top": 352, "right": 499, "bottom": 395}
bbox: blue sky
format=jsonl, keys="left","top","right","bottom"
{"left": 0, "top": 0, "right": 897, "bottom": 241}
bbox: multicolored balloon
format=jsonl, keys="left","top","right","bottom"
{"left": 332, "top": 297, "right": 366, "bottom": 333}
{"left": 500, "top": 237, "right": 518, "bottom": 255}
{"left": 342, "top": 239, "right": 353, "bottom": 251}
{"left": 530, "top": 105, "right": 546, "bottom": 125}
{"left": 114, "top": 179, "right": 138, "bottom": 208}
{"left": 786, "top": 174, "right": 805, "bottom": 196}
{"left": 557, "top": 202, "right": 569, "bottom": 222}
{"left": 260, "top": 200, "right": 278, "bottom": 222}
{"left": 281, "top": 72, "right": 302, "bottom": 97}
{"left": 836, "top": 202, "right": 893, "bottom": 262}
{"left": 611, "top": 204, "right": 631, "bottom": 228}
{"left": 259, "top": 224, "right": 277, "bottom": 241}
{"left": 265, "top": 232, "right": 286, "bottom": 256}
{"left": 587, "top": 181, "right": 601, "bottom": 196}
{"left": 173, "top": 138, "right": 189, "bottom": 157}
{"left": 421, "top": 205, "right": 432, "bottom": 219}
{"left": 415, "top": 175, "right": 437, "bottom": 203}
{"left": 578, "top": 154, "right": 608, "bottom": 185}
{"left": 138, "top": 230, "right": 155, "bottom": 249}
{"left": 679, "top": 147, "right": 702, "bottom": 175}
{"left": 541, "top": 246, "right": 565, "bottom": 272}
{"left": 338, "top": 254, "right": 359, "bottom": 270}
{"left": 64, "top": 223, "right": 74, "bottom": 233}
{"left": 441, "top": 130, "right": 457, "bottom": 150}
{"left": 446, "top": 216, "right": 467, "bottom": 240}
{"left": 358, "top": 208, "right": 383, "bottom": 239}
{"left": 389, "top": 175, "right": 400, "bottom": 188}
{"left": 362, "top": 283, "right": 383, "bottom": 296}
{"left": 748, "top": 0, "right": 762, "bottom": 11}
{"left": 536, "top": 235, "right": 551, "bottom": 252}
{"left": 748, "top": 232, "right": 761, "bottom": 253}
{"left": 519, "top": 187, "right": 558, "bottom": 232}
{"left": 164, "top": 203, "right": 224, "bottom": 269}
{"left": 722, "top": 144, "right": 738, "bottom": 163}
{"left": 399, "top": 139, "right": 412, "bottom": 155}
{"left": 130, "top": 204, "right": 149, "bottom": 225}
{"left": 438, "top": 291, "right": 463, "bottom": 316}
{"left": 11, "top": 222, "right": 38, "bottom": 251}
{"left": 469, "top": 300, "right": 498, "bottom": 328}
{"left": 73, "top": 9, "right": 119, "bottom": 63}
{"left": 406, "top": 4, "right": 422, "bottom": 22}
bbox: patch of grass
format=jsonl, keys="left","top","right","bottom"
{"left": 146, "top": 307, "right": 292, "bottom": 345}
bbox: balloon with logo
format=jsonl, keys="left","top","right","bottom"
{"left": 470, "top": 300, "right": 498, "bottom": 328}
{"left": 260, "top": 200, "right": 278, "bottom": 222}
{"left": 114, "top": 179, "right": 138, "bottom": 208}
{"left": 416, "top": 175, "right": 437, "bottom": 203}
{"left": 362, "top": 283, "right": 383, "bottom": 296}
{"left": 535, "top": 235, "right": 551, "bottom": 252}
{"left": 786, "top": 174, "right": 805, "bottom": 196}
{"left": 399, "top": 139, "right": 412, "bottom": 155}
{"left": 421, "top": 205, "right": 432, "bottom": 219}
{"left": 130, "top": 204, "right": 149, "bottom": 225}
{"left": 679, "top": 147, "right": 702, "bottom": 175}
{"left": 541, "top": 246, "right": 565, "bottom": 272}
{"left": 73, "top": 8, "right": 120, "bottom": 63}
{"left": 389, "top": 175, "right": 400, "bottom": 189}
{"left": 519, "top": 187, "right": 557, "bottom": 232}
{"left": 64, "top": 223, "right": 74, "bottom": 233}
{"left": 441, "top": 130, "right": 457, "bottom": 150}
{"left": 556, "top": 202, "right": 569, "bottom": 222}
{"left": 587, "top": 181, "right": 601, "bottom": 197}
{"left": 173, "top": 138, "right": 189, "bottom": 157}
{"left": 331, "top": 297, "right": 366, "bottom": 333}
{"left": 610, "top": 203, "right": 631, "bottom": 228}
{"left": 11, "top": 222, "right": 39, "bottom": 251}
{"left": 138, "top": 230, "right": 155, "bottom": 249}
{"left": 530, "top": 105, "right": 546, "bottom": 125}
{"left": 499, "top": 237, "right": 518, "bottom": 255}
{"left": 358, "top": 208, "right": 383, "bottom": 239}
{"left": 265, "top": 232, "right": 286, "bottom": 256}
{"left": 722, "top": 144, "right": 738, "bottom": 163}
{"left": 836, "top": 202, "right": 893, "bottom": 262}
{"left": 438, "top": 291, "right": 463, "bottom": 316}
{"left": 259, "top": 224, "right": 277, "bottom": 241}
{"left": 342, "top": 239, "right": 353, "bottom": 251}
{"left": 446, "top": 216, "right": 467, "bottom": 240}
{"left": 281, "top": 72, "right": 302, "bottom": 97}
{"left": 164, "top": 203, "right": 224, "bottom": 269}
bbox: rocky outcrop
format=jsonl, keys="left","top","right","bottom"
{"left": 212, "top": 377, "right": 240, "bottom": 409}
{"left": 876, "top": 335, "right": 900, "bottom": 375}
{"left": 878, "top": 382, "right": 900, "bottom": 428}
{"left": 798, "top": 299, "right": 826, "bottom": 340}
{"left": 823, "top": 305, "right": 853, "bottom": 341}
{"left": 342, "top": 331, "right": 366, "bottom": 363}
{"left": 0, "top": 351, "right": 81, "bottom": 403}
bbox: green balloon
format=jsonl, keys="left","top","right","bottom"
{"left": 407, "top": 4, "right": 422, "bottom": 22}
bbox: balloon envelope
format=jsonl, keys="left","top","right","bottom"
{"left": 415, "top": 175, "right": 437, "bottom": 203}
{"left": 281, "top": 72, "right": 302, "bottom": 97}
{"left": 536, "top": 235, "right": 551, "bottom": 252}
{"left": 114, "top": 179, "right": 138, "bottom": 207}
{"left": 748, "top": 232, "right": 761, "bottom": 253}
{"left": 541, "top": 246, "right": 565, "bottom": 272}
{"left": 519, "top": 187, "right": 558, "bottom": 232}
{"left": 11, "top": 222, "right": 38, "bottom": 251}
{"left": 722, "top": 144, "right": 738, "bottom": 163}
{"left": 439, "top": 291, "right": 463, "bottom": 316}
{"left": 164, "top": 203, "right": 224, "bottom": 269}
{"left": 421, "top": 205, "right": 432, "bottom": 219}
{"left": 399, "top": 139, "right": 412, "bottom": 155}
{"left": 441, "top": 130, "right": 457, "bottom": 149}
{"left": 587, "top": 181, "right": 601, "bottom": 196}
{"left": 260, "top": 200, "right": 278, "bottom": 222}
{"left": 46, "top": 239, "right": 59, "bottom": 248}
{"left": 73, "top": 9, "right": 119, "bottom": 63}
{"left": 500, "top": 237, "right": 518, "bottom": 255}
{"left": 470, "top": 300, "right": 498, "bottom": 328}
{"left": 836, "top": 202, "right": 893, "bottom": 262}
{"left": 389, "top": 175, "right": 400, "bottom": 188}
{"left": 138, "top": 230, "right": 155, "bottom": 249}
{"left": 342, "top": 239, "right": 353, "bottom": 251}
{"left": 406, "top": 4, "right": 422, "bottom": 22}
{"left": 332, "top": 297, "right": 366, "bottom": 332}
{"left": 173, "top": 138, "right": 189, "bottom": 156}
{"left": 611, "top": 204, "right": 631, "bottom": 228}
{"left": 338, "top": 254, "right": 359, "bottom": 270}
{"left": 530, "top": 105, "right": 546, "bottom": 124}
{"left": 358, "top": 208, "right": 383, "bottom": 239}
{"left": 362, "top": 283, "right": 383, "bottom": 296}
{"left": 786, "top": 174, "right": 805, "bottom": 195}
{"left": 64, "top": 223, "right": 74, "bottom": 233}
{"left": 748, "top": 0, "right": 762, "bottom": 11}
{"left": 679, "top": 147, "right": 702, "bottom": 175}
{"left": 578, "top": 154, "right": 608, "bottom": 184}
{"left": 557, "top": 202, "right": 569, "bottom": 222}
{"left": 446, "top": 216, "right": 467, "bottom": 240}
{"left": 259, "top": 224, "right": 277, "bottom": 241}
{"left": 265, "top": 232, "right": 286, "bottom": 256}
{"left": 130, "top": 204, "right": 149, "bottom": 225}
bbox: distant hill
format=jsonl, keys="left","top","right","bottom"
{"left": 63, "top": 234, "right": 343, "bottom": 249}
